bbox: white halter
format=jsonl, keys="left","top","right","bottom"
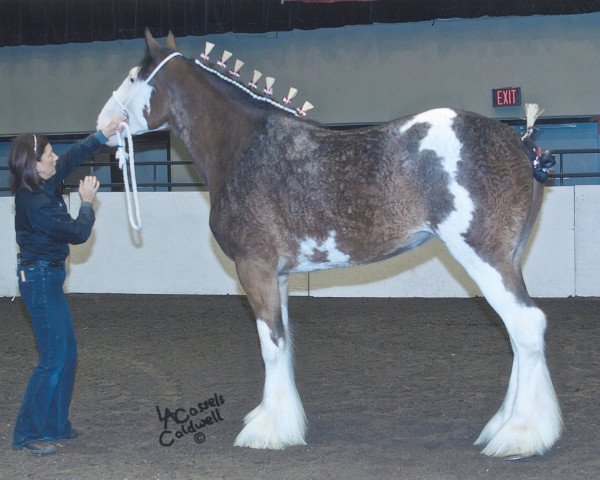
{"left": 111, "top": 52, "right": 182, "bottom": 230}
{"left": 112, "top": 52, "right": 182, "bottom": 119}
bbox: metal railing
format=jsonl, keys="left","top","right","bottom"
{"left": 61, "top": 160, "right": 206, "bottom": 192}
{"left": 0, "top": 160, "right": 205, "bottom": 194}
{"left": 549, "top": 148, "right": 600, "bottom": 186}
{"left": 1, "top": 148, "right": 600, "bottom": 194}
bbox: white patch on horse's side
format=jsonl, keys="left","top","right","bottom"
{"left": 293, "top": 230, "right": 351, "bottom": 272}
{"left": 400, "top": 108, "right": 473, "bottom": 237}
{"left": 234, "top": 320, "right": 307, "bottom": 449}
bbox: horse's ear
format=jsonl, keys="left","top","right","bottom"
{"left": 166, "top": 31, "right": 177, "bottom": 50}
{"left": 145, "top": 28, "right": 161, "bottom": 58}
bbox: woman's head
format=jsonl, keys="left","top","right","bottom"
{"left": 8, "top": 133, "right": 55, "bottom": 194}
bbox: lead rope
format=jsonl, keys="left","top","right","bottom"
{"left": 115, "top": 122, "right": 142, "bottom": 230}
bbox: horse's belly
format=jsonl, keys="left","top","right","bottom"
{"left": 288, "top": 229, "right": 434, "bottom": 273}
{"left": 290, "top": 230, "right": 352, "bottom": 273}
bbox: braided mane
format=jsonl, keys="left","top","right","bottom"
{"left": 192, "top": 57, "right": 299, "bottom": 117}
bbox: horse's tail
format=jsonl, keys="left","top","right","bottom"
{"left": 515, "top": 178, "right": 545, "bottom": 262}
{"left": 521, "top": 103, "right": 556, "bottom": 183}
{"left": 514, "top": 104, "right": 550, "bottom": 262}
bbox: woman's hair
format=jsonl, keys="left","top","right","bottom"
{"left": 8, "top": 133, "right": 49, "bottom": 194}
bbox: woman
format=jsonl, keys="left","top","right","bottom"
{"left": 8, "top": 115, "right": 125, "bottom": 455}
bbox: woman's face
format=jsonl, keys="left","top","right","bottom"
{"left": 37, "top": 143, "right": 58, "bottom": 180}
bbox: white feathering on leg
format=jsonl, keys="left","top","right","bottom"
{"left": 234, "top": 320, "right": 307, "bottom": 449}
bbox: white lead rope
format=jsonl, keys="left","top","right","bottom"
{"left": 115, "top": 122, "right": 142, "bottom": 230}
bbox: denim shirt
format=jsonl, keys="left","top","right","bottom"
{"left": 15, "top": 131, "right": 108, "bottom": 262}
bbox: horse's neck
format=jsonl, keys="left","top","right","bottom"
{"left": 167, "top": 69, "right": 268, "bottom": 198}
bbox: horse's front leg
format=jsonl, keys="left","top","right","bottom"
{"left": 233, "top": 257, "right": 307, "bottom": 449}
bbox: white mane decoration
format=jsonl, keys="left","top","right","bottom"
{"left": 195, "top": 42, "right": 314, "bottom": 118}
{"left": 249, "top": 70, "right": 262, "bottom": 89}
{"left": 230, "top": 59, "right": 244, "bottom": 77}
{"left": 283, "top": 87, "right": 298, "bottom": 105}
{"left": 200, "top": 42, "right": 215, "bottom": 61}
{"left": 264, "top": 76, "right": 275, "bottom": 95}
{"left": 217, "top": 50, "right": 233, "bottom": 69}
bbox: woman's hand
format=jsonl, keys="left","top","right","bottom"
{"left": 100, "top": 115, "right": 128, "bottom": 140}
{"left": 79, "top": 176, "right": 100, "bottom": 203}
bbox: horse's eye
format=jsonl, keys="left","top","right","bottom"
{"left": 129, "top": 77, "right": 135, "bottom": 83}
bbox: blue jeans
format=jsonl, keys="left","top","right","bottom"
{"left": 13, "top": 260, "right": 77, "bottom": 448}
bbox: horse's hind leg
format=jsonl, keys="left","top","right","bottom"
{"left": 233, "top": 257, "right": 307, "bottom": 449}
{"left": 439, "top": 229, "right": 562, "bottom": 458}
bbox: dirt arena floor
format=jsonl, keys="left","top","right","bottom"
{"left": 0, "top": 294, "right": 598, "bottom": 480}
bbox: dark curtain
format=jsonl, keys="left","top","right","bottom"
{"left": 2, "top": 0, "right": 600, "bottom": 47}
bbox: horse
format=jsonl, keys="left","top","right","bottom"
{"left": 97, "top": 30, "right": 562, "bottom": 458}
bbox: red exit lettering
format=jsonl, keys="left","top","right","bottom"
{"left": 492, "top": 87, "right": 521, "bottom": 107}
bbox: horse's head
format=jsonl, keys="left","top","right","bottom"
{"left": 97, "top": 30, "right": 179, "bottom": 146}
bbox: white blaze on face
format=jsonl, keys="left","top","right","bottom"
{"left": 96, "top": 66, "right": 154, "bottom": 146}
{"left": 293, "top": 230, "right": 351, "bottom": 272}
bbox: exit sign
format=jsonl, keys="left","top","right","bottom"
{"left": 492, "top": 87, "right": 521, "bottom": 107}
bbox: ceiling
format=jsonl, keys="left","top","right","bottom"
{"left": 2, "top": 0, "right": 600, "bottom": 47}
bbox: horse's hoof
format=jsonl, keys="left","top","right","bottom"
{"left": 506, "top": 455, "right": 526, "bottom": 461}
{"left": 479, "top": 418, "right": 560, "bottom": 459}
{"left": 233, "top": 403, "right": 306, "bottom": 450}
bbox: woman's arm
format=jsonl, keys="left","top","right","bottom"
{"left": 27, "top": 196, "right": 96, "bottom": 245}
{"left": 51, "top": 116, "right": 127, "bottom": 184}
